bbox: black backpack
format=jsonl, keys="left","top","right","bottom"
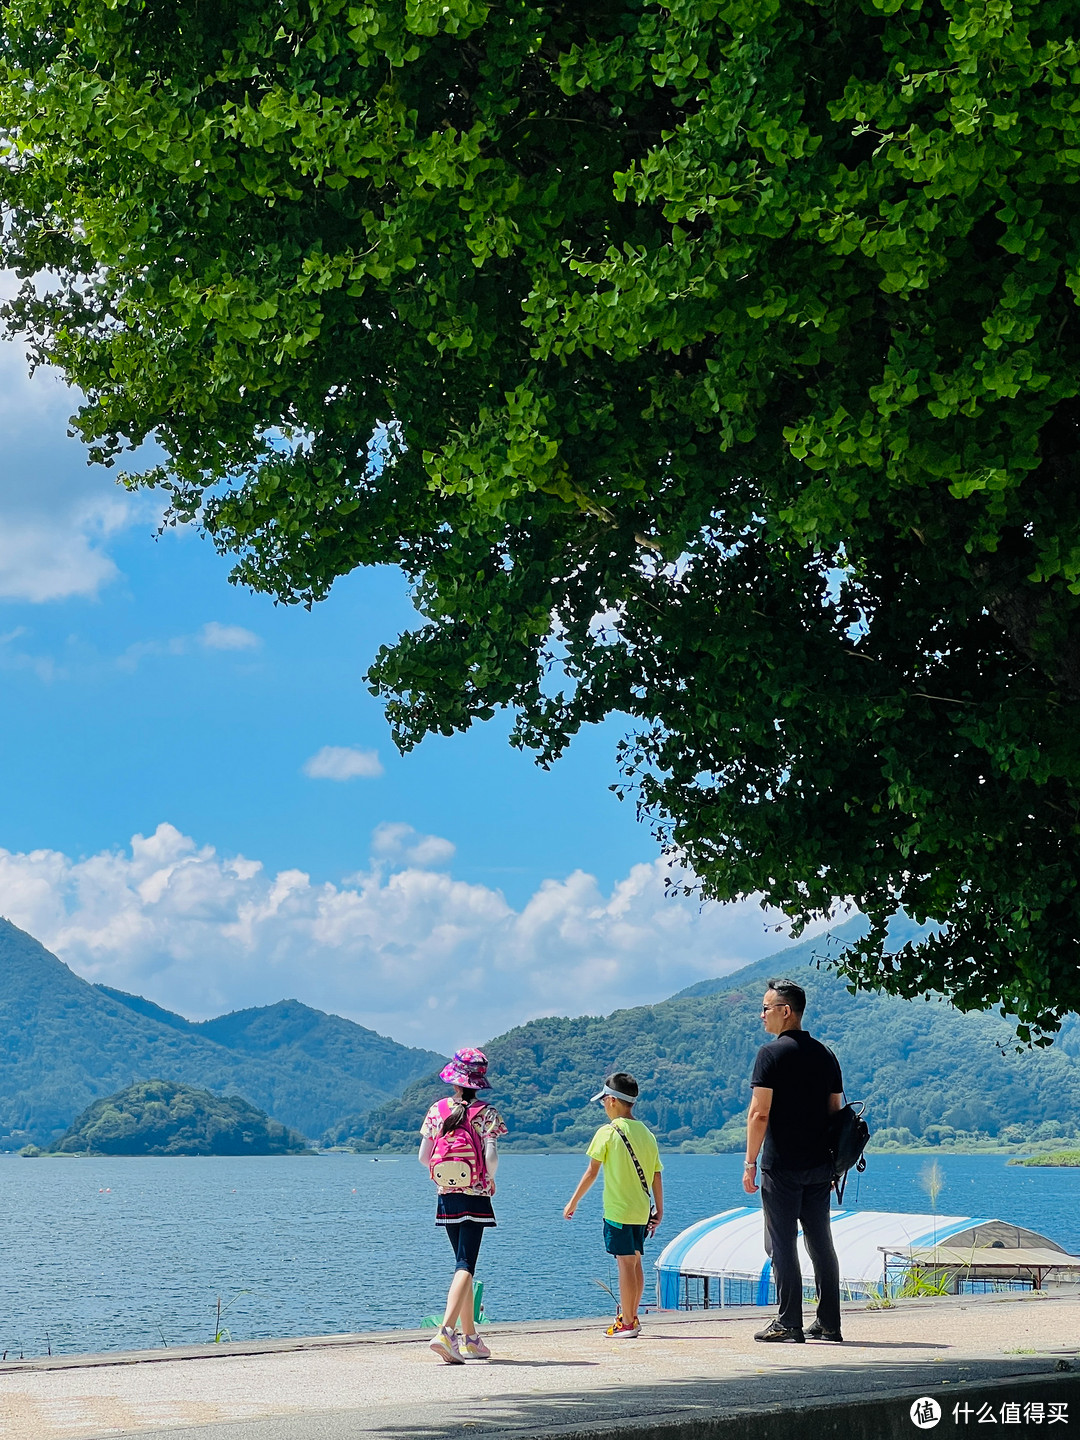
{"left": 827, "top": 1100, "right": 869, "bottom": 1203}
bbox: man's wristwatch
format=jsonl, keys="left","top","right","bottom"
{"left": 744, "top": 1160, "right": 756, "bottom": 1169}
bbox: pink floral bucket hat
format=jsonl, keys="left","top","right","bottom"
{"left": 439, "top": 1046, "right": 492, "bottom": 1089}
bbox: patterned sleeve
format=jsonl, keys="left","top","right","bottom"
{"left": 420, "top": 1103, "right": 442, "bottom": 1139}
{"left": 475, "top": 1104, "right": 508, "bottom": 1141}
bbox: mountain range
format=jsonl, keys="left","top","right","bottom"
{"left": 0, "top": 918, "right": 441, "bottom": 1147}
{"left": 340, "top": 915, "right": 1080, "bottom": 1153}
{"left": 6, "top": 911, "right": 1080, "bottom": 1156}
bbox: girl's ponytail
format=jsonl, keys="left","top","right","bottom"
{"left": 439, "top": 1086, "right": 478, "bottom": 1135}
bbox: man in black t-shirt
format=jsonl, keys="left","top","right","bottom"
{"left": 743, "top": 978, "right": 844, "bottom": 1343}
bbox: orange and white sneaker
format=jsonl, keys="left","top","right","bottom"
{"left": 604, "top": 1313, "right": 640, "bottom": 1338}
{"left": 429, "top": 1325, "right": 464, "bottom": 1364}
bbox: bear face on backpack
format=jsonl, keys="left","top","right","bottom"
{"left": 431, "top": 1157, "right": 473, "bottom": 1190}
{"left": 427, "top": 1099, "right": 488, "bottom": 1191}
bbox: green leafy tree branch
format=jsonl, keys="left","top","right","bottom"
{"left": 2, "top": 0, "right": 1079, "bottom": 1033}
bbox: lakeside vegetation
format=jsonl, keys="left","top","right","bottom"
{"left": 22, "top": 1081, "right": 311, "bottom": 1157}
{"left": 1010, "top": 1152, "right": 1080, "bottom": 1168}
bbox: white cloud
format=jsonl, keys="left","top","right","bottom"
{"left": 0, "top": 298, "right": 72, "bottom": 426}
{"left": 200, "top": 622, "right": 260, "bottom": 651}
{"left": 303, "top": 746, "right": 384, "bottom": 781}
{"left": 0, "top": 333, "right": 149, "bottom": 604}
{"left": 0, "top": 823, "right": 826, "bottom": 1047}
{"left": 116, "top": 622, "right": 262, "bottom": 671}
{"left": 116, "top": 637, "right": 187, "bottom": 670}
{"left": 0, "top": 500, "right": 128, "bottom": 603}
{"left": 371, "top": 823, "right": 455, "bottom": 869}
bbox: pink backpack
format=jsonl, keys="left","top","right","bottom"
{"left": 428, "top": 1100, "right": 488, "bottom": 1190}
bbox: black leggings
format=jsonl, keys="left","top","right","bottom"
{"left": 446, "top": 1220, "right": 485, "bottom": 1275}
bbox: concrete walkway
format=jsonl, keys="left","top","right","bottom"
{"left": 1, "top": 1293, "right": 1078, "bottom": 1440}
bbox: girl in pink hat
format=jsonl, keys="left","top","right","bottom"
{"left": 418, "top": 1047, "right": 507, "bottom": 1364}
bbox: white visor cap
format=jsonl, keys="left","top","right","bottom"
{"left": 590, "top": 1083, "right": 638, "bottom": 1103}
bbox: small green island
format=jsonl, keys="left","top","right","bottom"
{"left": 21, "top": 1080, "right": 311, "bottom": 1157}
{"left": 1009, "top": 1151, "right": 1080, "bottom": 1168}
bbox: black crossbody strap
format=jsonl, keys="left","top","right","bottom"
{"left": 612, "top": 1122, "right": 652, "bottom": 1199}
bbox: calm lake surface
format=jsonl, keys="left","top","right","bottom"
{"left": 2, "top": 1151, "right": 1077, "bottom": 1359}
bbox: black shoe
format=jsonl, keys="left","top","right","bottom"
{"left": 807, "top": 1320, "right": 844, "bottom": 1342}
{"left": 754, "top": 1319, "right": 805, "bottom": 1343}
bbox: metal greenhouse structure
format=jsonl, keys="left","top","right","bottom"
{"left": 654, "top": 1208, "right": 1080, "bottom": 1310}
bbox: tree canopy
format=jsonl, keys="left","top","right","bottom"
{"left": 2, "top": 0, "right": 1078, "bottom": 1034}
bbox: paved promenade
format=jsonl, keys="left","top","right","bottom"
{"left": 1, "top": 1293, "right": 1078, "bottom": 1440}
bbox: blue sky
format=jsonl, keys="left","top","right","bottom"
{"left": 0, "top": 526, "right": 648, "bottom": 905}
{"left": 0, "top": 334, "right": 814, "bottom": 1048}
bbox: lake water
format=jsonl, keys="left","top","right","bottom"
{"left": 2, "top": 1152, "right": 1077, "bottom": 1360}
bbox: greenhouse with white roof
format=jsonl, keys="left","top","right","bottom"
{"left": 654, "top": 1208, "right": 1080, "bottom": 1310}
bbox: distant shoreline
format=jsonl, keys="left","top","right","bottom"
{"left": 342, "top": 1142, "right": 1059, "bottom": 1158}
{"left": 1, "top": 1143, "right": 1060, "bottom": 1160}
{"left": 315, "top": 1143, "right": 1058, "bottom": 1159}
{"left": 17, "top": 1149, "right": 320, "bottom": 1159}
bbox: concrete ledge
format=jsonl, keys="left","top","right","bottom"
{"left": 0, "top": 1328, "right": 431, "bottom": 1373}
{"left": 478, "top": 1372, "right": 1080, "bottom": 1440}
{"left": 0, "top": 1313, "right": 685, "bottom": 1373}
{"left": 0, "top": 1291, "right": 1063, "bottom": 1373}
{"left": 2, "top": 1296, "right": 1078, "bottom": 1440}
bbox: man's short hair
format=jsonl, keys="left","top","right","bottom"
{"left": 766, "top": 978, "right": 806, "bottom": 1015}
{"left": 608, "top": 1071, "right": 639, "bottom": 1100}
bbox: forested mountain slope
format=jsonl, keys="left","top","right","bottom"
{"left": 343, "top": 919, "right": 1080, "bottom": 1152}
{"left": 0, "top": 919, "right": 441, "bottom": 1146}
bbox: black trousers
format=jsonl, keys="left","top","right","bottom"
{"left": 760, "top": 1163, "right": 841, "bottom": 1333}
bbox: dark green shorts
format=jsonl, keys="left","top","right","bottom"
{"left": 604, "top": 1220, "right": 648, "bottom": 1255}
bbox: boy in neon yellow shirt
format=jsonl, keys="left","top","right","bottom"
{"left": 563, "top": 1071, "right": 663, "bottom": 1337}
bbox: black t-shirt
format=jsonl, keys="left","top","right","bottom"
{"left": 750, "top": 1030, "right": 843, "bottom": 1171}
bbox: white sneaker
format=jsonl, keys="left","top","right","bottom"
{"left": 460, "top": 1332, "right": 491, "bottom": 1359}
{"left": 429, "top": 1325, "right": 464, "bottom": 1364}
